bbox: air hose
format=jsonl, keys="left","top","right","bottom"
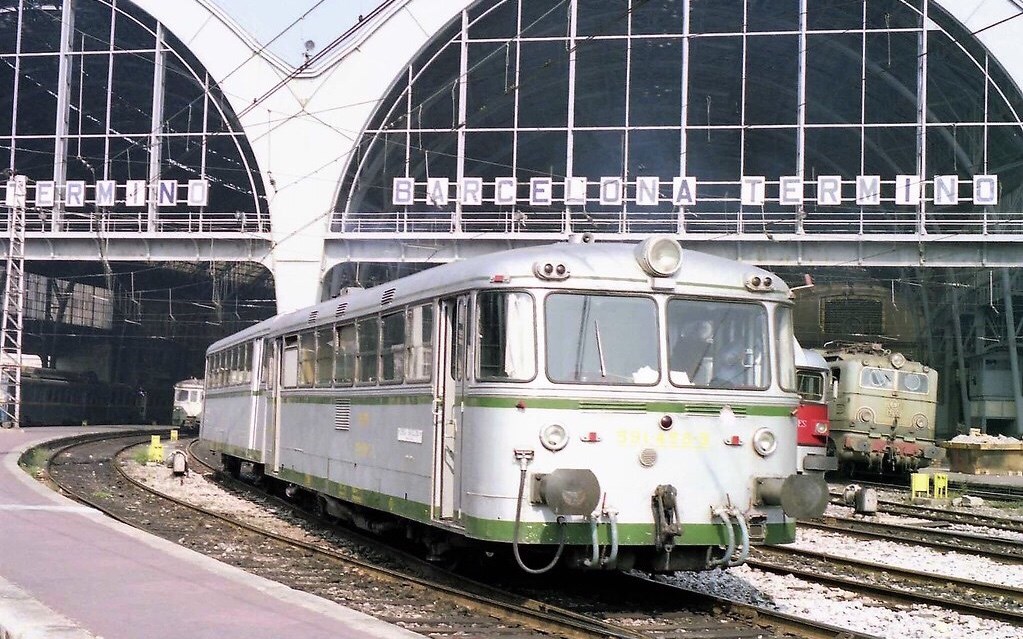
{"left": 511, "top": 464, "right": 566, "bottom": 574}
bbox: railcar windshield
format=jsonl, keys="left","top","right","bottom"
{"left": 667, "top": 300, "right": 769, "bottom": 389}
{"left": 545, "top": 294, "right": 659, "bottom": 385}
{"left": 797, "top": 369, "right": 826, "bottom": 402}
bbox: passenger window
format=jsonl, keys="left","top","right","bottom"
{"left": 315, "top": 327, "right": 334, "bottom": 385}
{"left": 298, "top": 332, "right": 316, "bottom": 386}
{"left": 380, "top": 312, "right": 405, "bottom": 383}
{"left": 282, "top": 336, "right": 299, "bottom": 387}
{"left": 405, "top": 304, "right": 433, "bottom": 382}
{"left": 241, "top": 343, "right": 252, "bottom": 383}
{"left": 357, "top": 318, "right": 380, "bottom": 383}
{"left": 334, "top": 324, "right": 356, "bottom": 385}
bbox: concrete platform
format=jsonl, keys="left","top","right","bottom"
{"left": 0, "top": 426, "right": 423, "bottom": 639}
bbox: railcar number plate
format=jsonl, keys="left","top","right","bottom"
{"left": 616, "top": 430, "right": 710, "bottom": 449}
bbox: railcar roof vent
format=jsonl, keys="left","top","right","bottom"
{"left": 335, "top": 302, "right": 348, "bottom": 318}
{"left": 307, "top": 310, "right": 319, "bottom": 324}
{"left": 381, "top": 288, "right": 396, "bottom": 305}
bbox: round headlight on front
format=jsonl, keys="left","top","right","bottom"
{"left": 752, "top": 428, "right": 777, "bottom": 456}
{"left": 634, "top": 236, "right": 682, "bottom": 277}
{"left": 540, "top": 423, "right": 569, "bottom": 451}
{"left": 857, "top": 407, "right": 875, "bottom": 423}
{"left": 912, "top": 413, "right": 928, "bottom": 430}
{"left": 890, "top": 352, "right": 906, "bottom": 369}
{"left": 814, "top": 421, "right": 829, "bottom": 435}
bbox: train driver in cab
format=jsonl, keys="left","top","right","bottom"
{"left": 670, "top": 319, "right": 714, "bottom": 385}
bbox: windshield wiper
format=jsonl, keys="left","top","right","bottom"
{"left": 595, "top": 321, "right": 607, "bottom": 377}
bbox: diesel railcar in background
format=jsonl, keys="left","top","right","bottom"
{"left": 794, "top": 342, "right": 836, "bottom": 474}
{"left": 200, "top": 236, "right": 827, "bottom": 573}
{"left": 171, "top": 377, "right": 205, "bottom": 431}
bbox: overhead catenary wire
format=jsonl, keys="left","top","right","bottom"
{"left": 4, "top": 0, "right": 1023, "bottom": 329}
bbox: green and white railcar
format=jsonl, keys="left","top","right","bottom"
{"left": 200, "top": 236, "right": 826, "bottom": 573}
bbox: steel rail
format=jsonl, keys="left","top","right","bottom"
{"left": 803, "top": 516, "right": 1023, "bottom": 561}
{"left": 750, "top": 546, "right": 1023, "bottom": 624}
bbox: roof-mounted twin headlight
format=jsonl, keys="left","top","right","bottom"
{"left": 533, "top": 261, "right": 570, "bottom": 280}
{"left": 745, "top": 273, "right": 776, "bottom": 292}
{"left": 635, "top": 237, "right": 683, "bottom": 277}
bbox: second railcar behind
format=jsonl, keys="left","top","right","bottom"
{"left": 171, "top": 377, "right": 205, "bottom": 431}
{"left": 794, "top": 342, "right": 837, "bottom": 474}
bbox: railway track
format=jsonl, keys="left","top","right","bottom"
{"left": 803, "top": 515, "right": 1023, "bottom": 561}
{"left": 868, "top": 499, "right": 1023, "bottom": 534}
{"left": 841, "top": 477, "right": 1023, "bottom": 504}
{"left": 34, "top": 432, "right": 875, "bottom": 639}
{"left": 749, "top": 545, "right": 1023, "bottom": 624}
{"left": 828, "top": 483, "right": 1023, "bottom": 533}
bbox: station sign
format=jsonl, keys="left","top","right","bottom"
{"left": 392, "top": 174, "right": 999, "bottom": 207}
{"left": 3, "top": 178, "right": 209, "bottom": 208}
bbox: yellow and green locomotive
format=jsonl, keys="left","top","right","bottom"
{"left": 820, "top": 342, "right": 942, "bottom": 474}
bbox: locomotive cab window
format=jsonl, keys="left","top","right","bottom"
{"left": 860, "top": 367, "right": 895, "bottom": 390}
{"left": 898, "top": 371, "right": 929, "bottom": 394}
{"left": 546, "top": 294, "right": 657, "bottom": 385}
{"left": 667, "top": 300, "right": 769, "bottom": 389}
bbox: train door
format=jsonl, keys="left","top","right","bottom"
{"left": 433, "top": 296, "right": 469, "bottom": 522}
{"left": 261, "top": 337, "right": 283, "bottom": 474}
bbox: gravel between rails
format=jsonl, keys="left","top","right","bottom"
{"left": 134, "top": 445, "right": 1023, "bottom": 639}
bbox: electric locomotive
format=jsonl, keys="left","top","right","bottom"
{"left": 820, "top": 342, "right": 942, "bottom": 474}
{"left": 200, "top": 236, "right": 827, "bottom": 573}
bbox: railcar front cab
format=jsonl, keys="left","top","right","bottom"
{"left": 171, "top": 378, "right": 204, "bottom": 430}
{"left": 516, "top": 237, "right": 827, "bottom": 573}
{"left": 794, "top": 347, "right": 838, "bottom": 474}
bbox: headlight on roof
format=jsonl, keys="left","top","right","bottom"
{"left": 745, "top": 273, "right": 776, "bottom": 292}
{"left": 635, "top": 236, "right": 682, "bottom": 277}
